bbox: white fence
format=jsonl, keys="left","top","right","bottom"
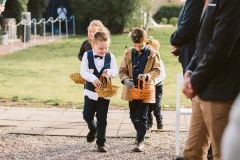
{"left": 5, "top": 15, "right": 75, "bottom": 53}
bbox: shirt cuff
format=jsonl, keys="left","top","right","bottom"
{"left": 186, "top": 70, "right": 193, "bottom": 74}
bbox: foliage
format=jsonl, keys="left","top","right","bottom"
{"left": 11, "top": 0, "right": 29, "bottom": 38}
{"left": 67, "top": 0, "right": 139, "bottom": 34}
{"left": 27, "top": 0, "right": 50, "bottom": 36}
{"left": 169, "top": 17, "right": 178, "bottom": 26}
{"left": 153, "top": 4, "right": 183, "bottom": 23}
{"left": 27, "top": 0, "right": 49, "bottom": 18}
{"left": 0, "top": 25, "right": 7, "bottom": 35}
{"left": 161, "top": 18, "right": 168, "bottom": 25}
{"left": 0, "top": 27, "right": 191, "bottom": 109}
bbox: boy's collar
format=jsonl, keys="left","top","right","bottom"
{"left": 133, "top": 47, "right": 147, "bottom": 55}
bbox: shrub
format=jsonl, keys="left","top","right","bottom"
{"left": 11, "top": 0, "right": 29, "bottom": 38}
{"left": 169, "top": 17, "right": 178, "bottom": 26}
{"left": 153, "top": 4, "right": 183, "bottom": 24}
{"left": 67, "top": 0, "right": 139, "bottom": 34}
{"left": 161, "top": 18, "right": 168, "bottom": 25}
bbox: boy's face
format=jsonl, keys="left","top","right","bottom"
{"left": 92, "top": 41, "right": 109, "bottom": 57}
{"left": 133, "top": 42, "right": 146, "bottom": 52}
{"left": 88, "top": 25, "right": 99, "bottom": 41}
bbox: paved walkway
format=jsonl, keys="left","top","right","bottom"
{"left": 0, "top": 107, "right": 190, "bottom": 138}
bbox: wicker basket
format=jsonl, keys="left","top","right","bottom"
{"left": 129, "top": 77, "right": 154, "bottom": 100}
{"left": 70, "top": 73, "right": 86, "bottom": 84}
{"left": 95, "top": 76, "right": 118, "bottom": 98}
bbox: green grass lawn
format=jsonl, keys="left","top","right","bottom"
{"left": 0, "top": 27, "right": 191, "bottom": 109}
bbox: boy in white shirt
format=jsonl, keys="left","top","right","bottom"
{"left": 80, "top": 31, "right": 118, "bottom": 152}
{"left": 146, "top": 39, "right": 166, "bottom": 130}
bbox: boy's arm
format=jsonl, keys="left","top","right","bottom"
{"left": 78, "top": 41, "right": 86, "bottom": 61}
{"left": 145, "top": 54, "right": 161, "bottom": 81}
{"left": 119, "top": 51, "right": 130, "bottom": 82}
{"left": 107, "top": 53, "right": 119, "bottom": 79}
{"left": 80, "top": 53, "right": 98, "bottom": 82}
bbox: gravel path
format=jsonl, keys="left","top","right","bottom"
{"left": 0, "top": 127, "right": 187, "bottom": 160}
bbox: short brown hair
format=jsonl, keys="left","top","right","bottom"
{"left": 92, "top": 31, "right": 110, "bottom": 44}
{"left": 130, "top": 28, "right": 147, "bottom": 43}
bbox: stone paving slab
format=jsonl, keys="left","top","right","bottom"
{"left": 0, "top": 114, "right": 29, "bottom": 121}
{"left": 49, "top": 121, "right": 86, "bottom": 129}
{"left": 33, "top": 110, "right": 63, "bottom": 116}
{"left": 55, "top": 116, "right": 85, "bottom": 122}
{"left": 107, "top": 119, "right": 122, "bottom": 124}
{"left": 27, "top": 115, "right": 59, "bottom": 121}
{"left": 0, "top": 107, "right": 192, "bottom": 137}
{"left": 107, "top": 123, "right": 121, "bottom": 130}
{"left": 119, "top": 124, "right": 134, "bottom": 130}
{"left": 42, "top": 128, "right": 82, "bottom": 136}
{"left": 106, "top": 130, "right": 119, "bottom": 137}
{"left": 61, "top": 111, "right": 82, "bottom": 116}
{"left": 2, "top": 109, "right": 37, "bottom": 115}
{"left": 0, "top": 120, "right": 23, "bottom": 126}
{"left": 11, "top": 127, "right": 47, "bottom": 135}
{"left": 79, "top": 126, "right": 89, "bottom": 136}
{"left": 122, "top": 118, "right": 132, "bottom": 124}
{"left": 19, "top": 121, "right": 54, "bottom": 128}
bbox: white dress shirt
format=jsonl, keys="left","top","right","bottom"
{"left": 57, "top": 8, "right": 67, "bottom": 19}
{"left": 155, "top": 60, "right": 166, "bottom": 85}
{"left": 80, "top": 50, "right": 119, "bottom": 100}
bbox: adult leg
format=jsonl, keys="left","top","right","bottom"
{"left": 95, "top": 97, "right": 110, "bottom": 144}
{"left": 183, "top": 96, "right": 210, "bottom": 160}
{"left": 200, "top": 99, "right": 233, "bottom": 160}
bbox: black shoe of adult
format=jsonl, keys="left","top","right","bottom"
{"left": 87, "top": 130, "right": 97, "bottom": 143}
{"left": 176, "top": 156, "right": 184, "bottom": 160}
{"left": 97, "top": 143, "right": 107, "bottom": 152}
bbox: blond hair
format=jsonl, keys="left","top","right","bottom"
{"left": 88, "top": 20, "right": 110, "bottom": 36}
{"left": 92, "top": 31, "right": 110, "bottom": 44}
{"left": 146, "top": 39, "right": 160, "bottom": 51}
{"left": 130, "top": 28, "right": 148, "bottom": 43}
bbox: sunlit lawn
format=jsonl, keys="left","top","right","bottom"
{"left": 0, "top": 27, "right": 191, "bottom": 109}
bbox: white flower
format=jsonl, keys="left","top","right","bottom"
{"left": 149, "top": 36, "right": 154, "bottom": 39}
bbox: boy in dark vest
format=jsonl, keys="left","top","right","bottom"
{"left": 80, "top": 31, "right": 118, "bottom": 152}
{"left": 119, "top": 28, "right": 161, "bottom": 152}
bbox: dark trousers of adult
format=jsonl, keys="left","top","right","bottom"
{"left": 129, "top": 100, "right": 149, "bottom": 142}
{"left": 60, "top": 20, "right": 66, "bottom": 33}
{"left": 83, "top": 96, "right": 110, "bottom": 144}
{"left": 183, "top": 96, "right": 233, "bottom": 160}
{"left": 148, "top": 84, "right": 163, "bottom": 124}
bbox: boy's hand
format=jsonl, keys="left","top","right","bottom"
{"left": 102, "top": 69, "right": 108, "bottom": 77}
{"left": 93, "top": 79, "right": 102, "bottom": 88}
{"left": 0, "top": 4, "right": 5, "bottom": 14}
{"left": 138, "top": 74, "right": 147, "bottom": 80}
{"left": 124, "top": 79, "right": 134, "bottom": 87}
{"left": 171, "top": 46, "right": 180, "bottom": 57}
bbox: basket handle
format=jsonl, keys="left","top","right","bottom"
{"left": 137, "top": 77, "right": 145, "bottom": 89}
{"left": 100, "top": 76, "right": 111, "bottom": 87}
